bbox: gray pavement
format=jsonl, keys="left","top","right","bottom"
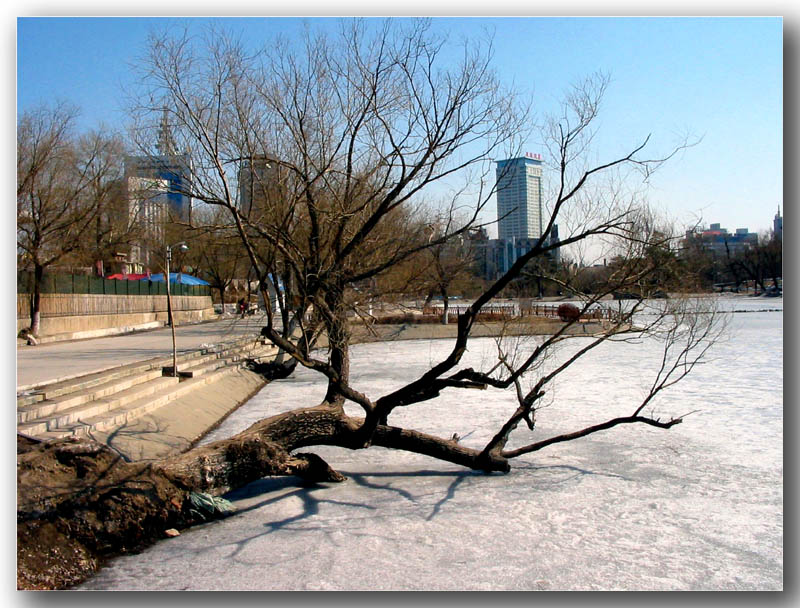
{"left": 16, "top": 314, "right": 269, "bottom": 389}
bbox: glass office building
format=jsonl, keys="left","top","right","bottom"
{"left": 496, "top": 154, "right": 544, "bottom": 241}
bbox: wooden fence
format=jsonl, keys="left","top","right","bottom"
{"left": 17, "top": 293, "right": 210, "bottom": 320}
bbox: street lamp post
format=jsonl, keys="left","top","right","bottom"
{"left": 166, "top": 241, "right": 188, "bottom": 377}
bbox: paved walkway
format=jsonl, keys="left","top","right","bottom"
{"left": 16, "top": 314, "right": 268, "bottom": 389}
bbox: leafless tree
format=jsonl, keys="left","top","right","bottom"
{"left": 723, "top": 231, "right": 782, "bottom": 293}
{"left": 17, "top": 104, "right": 130, "bottom": 336}
{"left": 122, "top": 21, "right": 722, "bottom": 489}
{"left": 176, "top": 205, "right": 251, "bottom": 306}
{"left": 420, "top": 222, "right": 483, "bottom": 324}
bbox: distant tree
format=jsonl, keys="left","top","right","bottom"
{"left": 75, "top": 129, "right": 137, "bottom": 270}
{"left": 17, "top": 105, "right": 127, "bottom": 336}
{"left": 421, "top": 222, "right": 483, "bottom": 324}
{"left": 761, "top": 232, "right": 783, "bottom": 289}
{"left": 676, "top": 235, "right": 717, "bottom": 292}
{"left": 182, "top": 206, "right": 250, "bottom": 306}
{"left": 725, "top": 231, "right": 782, "bottom": 293}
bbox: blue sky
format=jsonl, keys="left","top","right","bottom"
{"left": 17, "top": 16, "right": 783, "bottom": 235}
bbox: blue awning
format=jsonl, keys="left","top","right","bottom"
{"left": 141, "top": 273, "right": 210, "bottom": 286}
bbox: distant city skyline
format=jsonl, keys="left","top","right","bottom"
{"left": 16, "top": 15, "right": 783, "bottom": 236}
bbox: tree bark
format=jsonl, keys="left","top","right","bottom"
{"left": 155, "top": 405, "right": 509, "bottom": 496}
{"left": 29, "top": 263, "right": 44, "bottom": 337}
{"left": 322, "top": 287, "right": 352, "bottom": 405}
{"left": 440, "top": 289, "right": 449, "bottom": 325}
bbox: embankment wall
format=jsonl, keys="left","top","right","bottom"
{"left": 17, "top": 293, "right": 215, "bottom": 336}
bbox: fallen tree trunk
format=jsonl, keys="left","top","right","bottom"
{"left": 157, "top": 405, "right": 510, "bottom": 495}
{"left": 17, "top": 405, "right": 509, "bottom": 589}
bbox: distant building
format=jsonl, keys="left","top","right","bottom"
{"left": 773, "top": 206, "right": 783, "bottom": 241}
{"left": 470, "top": 154, "right": 559, "bottom": 281}
{"left": 683, "top": 222, "right": 758, "bottom": 257}
{"left": 238, "top": 155, "right": 281, "bottom": 218}
{"left": 124, "top": 154, "right": 193, "bottom": 223}
{"left": 472, "top": 226, "right": 561, "bottom": 281}
{"left": 126, "top": 176, "right": 169, "bottom": 268}
{"left": 124, "top": 109, "right": 193, "bottom": 224}
{"left": 122, "top": 110, "right": 194, "bottom": 269}
{"left": 496, "top": 154, "right": 544, "bottom": 240}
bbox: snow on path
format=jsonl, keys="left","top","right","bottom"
{"left": 81, "top": 297, "right": 782, "bottom": 590}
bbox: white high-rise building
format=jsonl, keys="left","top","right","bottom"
{"left": 126, "top": 177, "right": 169, "bottom": 268}
{"left": 124, "top": 109, "right": 193, "bottom": 224}
{"left": 496, "top": 153, "right": 544, "bottom": 241}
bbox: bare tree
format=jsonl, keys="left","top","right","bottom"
{"left": 723, "top": 231, "right": 782, "bottom": 293}
{"left": 17, "top": 24, "right": 731, "bottom": 589}
{"left": 420, "top": 223, "right": 483, "bottom": 324}
{"left": 115, "top": 21, "right": 725, "bottom": 491}
{"left": 178, "top": 205, "right": 250, "bottom": 306}
{"left": 17, "top": 105, "right": 128, "bottom": 336}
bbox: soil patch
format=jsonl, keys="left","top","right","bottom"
{"left": 16, "top": 368, "right": 270, "bottom": 590}
{"left": 345, "top": 318, "right": 608, "bottom": 346}
{"left": 16, "top": 434, "right": 195, "bottom": 590}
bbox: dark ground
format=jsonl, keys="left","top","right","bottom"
{"left": 16, "top": 434, "right": 192, "bottom": 590}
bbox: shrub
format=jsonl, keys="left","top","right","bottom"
{"left": 557, "top": 303, "right": 581, "bottom": 322}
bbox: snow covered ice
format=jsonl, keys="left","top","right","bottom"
{"left": 81, "top": 296, "right": 783, "bottom": 590}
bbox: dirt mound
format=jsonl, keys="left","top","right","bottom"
{"left": 17, "top": 434, "right": 190, "bottom": 589}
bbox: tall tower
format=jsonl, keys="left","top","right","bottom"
{"left": 125, "top": 108, "right": 192, "bottom": 225}
{"left": 774, "top": 206, "right": 783, "bottom": 241}
{"left": 496, "top": 153, "right": 544, "bottom": 240}
{"left": 156, "top": 107, "right": 176, "bottom": 156}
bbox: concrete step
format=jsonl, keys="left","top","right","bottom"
{"left": 161, "top": 341, "right": 259, "bottom": 377}
{"left": 19, "top": 358, "right": 165, "bottom": 405}
{"left": 178, "top": 343, "right": 277, "bottom": 377}
{"left": 17, "top": 368, "right": 167, "bottom": 424}
{"left": 63, "top": 365, "right": 242, "bottom": 438}
{"left": 16, "top": 334, "right": 275, "bottom": 441}
{"left": 17, "top": 376, "right": 181, "bottom": 436}
{"left": 169, "top": 348, "right": 236, "bottom": 373}
{"left": 50, "top": 376, "right": 181, "bottom": 430}
{"left": 179, "top": 358, "right": 229, "bottom": 378}
{"left": 17, "top": 393, "right": 44, "bottom": 408}
{"left": 231, "top": 342, "right": 278, "bottom": 359}
{"left": 16, "top": 336, "right": 259, "bottom": 407}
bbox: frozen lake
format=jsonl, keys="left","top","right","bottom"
{"left": 81, "top": 296, "right": 783, "bottom": 590}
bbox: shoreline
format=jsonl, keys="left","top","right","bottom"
{"left": 345, "top": 317, "right": 612, "bottom": 345}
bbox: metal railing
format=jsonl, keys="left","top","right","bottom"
{"left": 423, "top": 302, "right": 621, "bottom": 323}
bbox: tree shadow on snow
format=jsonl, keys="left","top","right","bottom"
{"left": 345, "top": 470, "right": 481, "bottom": 521}
{"left": 513, "top": 462, "right": 633, "bottom": 486}
{"left": 171, "top": 468, "right": 499, "bottom": 566}
{"left": 221, "top": 468, "right": 484, "bottom": 533}
{"left": 169, "top": 476, "right": 379, "bottom": 566}
{"left": 224, "top": 477, "right": 376, "bottom": 527}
